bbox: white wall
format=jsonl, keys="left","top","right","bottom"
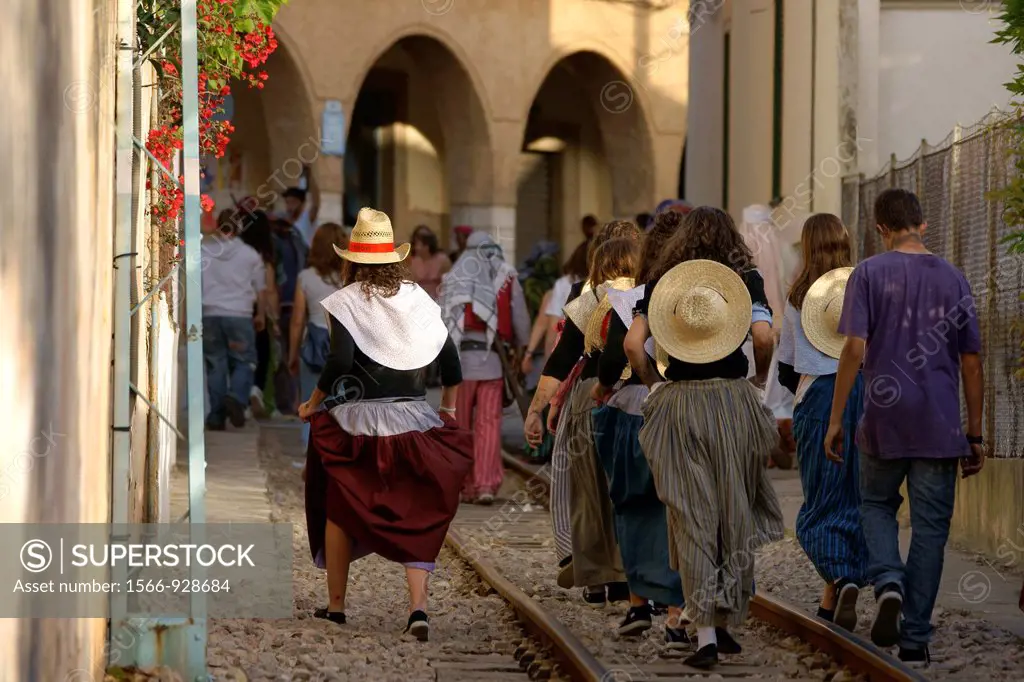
{"left": 877, "top": 8, "right": 1015, "bottom": 167}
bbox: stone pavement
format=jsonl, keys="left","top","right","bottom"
{"left": 769, "top": 469, "right": 1024, "bottom": 637}
{"left": 169, "top": 423, "right": 272, "bottom": 523}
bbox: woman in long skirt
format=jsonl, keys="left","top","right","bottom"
{"left": 523, "top": 222, "right": 640, "bottom": 603}
{"left": 590, "top": 210, "right": 687, "bottom": 644}
{"left": 625, "top": 207, "right": 784, "bottom": 669}
{"left": 776, "top": 213, "right": 867, "bottom": 630}
{"left": 300, "top": 208, "right": 472, "bottom": 641}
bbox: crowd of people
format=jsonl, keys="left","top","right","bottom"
{"left": 201, "top": 185, "right": 987, "bottom": 670}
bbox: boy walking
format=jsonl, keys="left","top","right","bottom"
{"left": 202, "top": 213, "right": 267, "bottom": 430}
{"left": 825, "top": 189, "right": 985, "bottom": 666}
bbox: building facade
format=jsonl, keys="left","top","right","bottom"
{"left": 212, "top": 0, "right": 693, "bottom": 263}
{"left": 685, "top": 0, "right": 1016, "bottom": 225}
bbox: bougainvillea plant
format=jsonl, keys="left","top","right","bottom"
{"left": 138, "top": 0, "right": 288, "bottom": 241}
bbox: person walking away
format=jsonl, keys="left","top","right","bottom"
{"left": 625, "top": 207, "right": 783, "bottom": 670}
{"left": 408, "top": 225, "right": 452, "bottom": 300}
{"left": 201, "top": 211, "right": 267, "bottom": 430}
{"left": 449, "top": 225, "right": 474, "bottom": 263}
{"left": 239, "top": 210, "right": 280, "bottom": 420}
{"left": 300, "top": 207, "right": 472, "bottom": 640}
{"left": 270, "top": 214, "right": 310, "bottom": 416}
{"left": 776, "top": 214, "right": 867, "bottom": 630}
{"left": 591, "top": 210, "right": 687, "bottom": 645}
{"left": 439, "top": 231, "right": 531, "bottom": 504}
{"left": 524, "top": 225, "right": 640, "bottom": 604}
{"left": 289, "top": 223, "right": 348, "bottom": 449}
{"left": 825, "top": 189, "right": 985, "bottom": 667}
{"left": 284, "top": 186, "right": 320, "bottom": 247}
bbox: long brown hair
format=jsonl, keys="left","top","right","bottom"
{"left": 647, "top": 206, "right": 753, "bottom": 282}
{"left": 342, "top": 260, "right": 412, "bottom": 299}
{"left": 589, "top": 237, "right": 640, "bottom": 286}
{"left": 308, "top": 223, "right": 347, "bottom": 286}
{"left": 636, "top": 210, "right": 684, "bottom": 284}
{"left": 588, "top": 220, "right": 641, "bottom": 280}
{"left": 787, "top": 213, "right": 853, "bottom": 310}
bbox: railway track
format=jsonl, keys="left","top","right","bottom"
{"left": 442, "top": 454, "right": 931, "bottom": 682}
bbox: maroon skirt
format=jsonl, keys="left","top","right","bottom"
{"left": 304, "top": 409, "right": 473, "bottom": 565}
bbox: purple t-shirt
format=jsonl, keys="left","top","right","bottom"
{"left": 838, "top": 251, "right": 981, "bottom": 459}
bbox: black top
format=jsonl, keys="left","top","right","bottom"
{"left": 634, "top": 269, "right": 771, "bottom": 381}
{"left": 542, "top": 281, "right": 601, "bottom": 381}
{"left": 597, "top": 314, "right": 644, "bottom": 388}
{"left": 777, "top": 362, "right": 799, "bottom": 395}
{"left": 318, "top": 316, "right": 462, "bottom": 400}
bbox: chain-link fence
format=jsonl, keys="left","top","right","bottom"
{"left": 842, "top": 110, "right": 1023, "bottom": 459}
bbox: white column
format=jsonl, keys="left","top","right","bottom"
{"left": 685, "top": 8, "right": 725, "bottom": 207}
{"left": 450, "top": 204, "right": 518, "bottom": 264}
{"left": 781, "top": 0, "right": 814, "bottom": 208}
{"left": 318, "top": 191, "right": 343, "bottom": 226}
{"left": 857, "top": 0, "right": 880, "bottom": 176}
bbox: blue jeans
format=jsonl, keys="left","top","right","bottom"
{"left": 859, "top": 453, "right": 958, "bottom": 649}
{"left": 203, "top": 316, "right": 257, "bottom": 424}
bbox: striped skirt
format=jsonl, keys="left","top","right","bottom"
{"left": 639, "top": 379, "right": 785, "bottom": 627}
{"left": 593, "top": 388, "right": 684, "bottom": 606}
{"left": 793, "top": 373, "right": 868, "bottom": 585}
{"left": 550, "top": 391, "right": 575, "bottom": 562}
{"left": 563, "top": 377, "right": 625, "bottom": 587}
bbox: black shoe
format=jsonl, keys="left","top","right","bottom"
{"left": 206, "top": 419, "right": 226, "bottom": 432}
{"left": 651, "top": 602, "right": 668, "bottom": 616}
{"left": 898, "top": 645, "right": 930, "bottom": 668}
{"left": 404, "top": 610, "right": 429, "bottom": 641}
{"left": 871, "top": 585, "right": 903, "bottom": 648}
{"left": 606, "top": 582, "right": 631, "bottom": 604}
{"left": 583, "top": 586, "right": 606, "bottom": 606}
{"left": 684, "top": 643, "right": 718, "bottom": 669}
{"left": 665, "top": 625, "right": 691, "bottom": 650}
{"left": 313, "top": 607, "right": 346, "bottom": 624}
{"left": 834, "top": 580, "right": 860, "bottom": 632}
{"left": 715, "top": 628, "right": 741, "bottom": 655}
{"left": 617, "top": 604, "right": 653, "bottom": 636}
{"left": 224, "top": 396, "right": 246, "bottom": 428}
{"left": 816, "top": 606, "right": 835, "bottom": 622}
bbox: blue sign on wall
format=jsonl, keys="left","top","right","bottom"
{"left": 321, "top": 100, "right": 346, "bottom": 156}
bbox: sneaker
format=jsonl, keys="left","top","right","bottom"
{"left": 313, "top": 607, "right": 346, "bottom": 624}
{"left": 583, "top": 586, "right": 606, "bottom": 606}
{"left": 617, "top": 604, "right": 653, "bottom": 636}
{"left": 664, "top": 625, "right": 691, "bottom": 650}
{"left": 898, "top": 645, "right": 930, "bottom": 668}
{"left": 606, "top": 582, "right": 631, "bottom": 604}
{"left": 404, "top": 610, "right": 429, "bottom": 642}
{"left": 684, "top": 643, "right": 718, "bottom": 669}
{"left": 557, "top": 558, "right": 575, "bottom": 590}
{"left": 871, "top": 586, "right": 903, "bottom": 648}
{"left": 224, "top": 396, "right": 246, "bottom": 428}
{"left": 715, "top": 628, "right": 742, "bottom": 655}
{"left": 834, "top": 580, "right": 860, "bottom": 632}
{"left": 477, "top": 493, "right": 495, "bottom": 506}
{"left": 249, "top": 387, "right": 268, "bottom": 420}
{"left": 651, "top": 602, "right": 668, "bottom": 616}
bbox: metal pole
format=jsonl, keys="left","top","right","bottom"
{"left": 109, "top": 0, "right": 136, "bottom": 656}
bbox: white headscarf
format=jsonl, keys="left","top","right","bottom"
{"left": 439, "top": 231, "right": 517, "bottom": 349}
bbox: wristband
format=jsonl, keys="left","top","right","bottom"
{"left": 439, "top": 407, "right": 456, "bottom": 414}
{"left": 966, "top": 434, "right": 983, "bottom": 445}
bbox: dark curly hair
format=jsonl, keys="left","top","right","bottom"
{"left": 636, "top": 210, "right": 685, "bottom": 284}
{"left": 646, "top": 206, "right": 754, "bottom": 282}
{"left": 342, "top": 259, "right": 412, "bottom": 299}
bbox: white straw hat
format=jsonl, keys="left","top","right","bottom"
{"left": 802, "top": 267, "right": 854, "bottom": 359}
{"left": 333, "top": 207, "right": 411, "bottom": 264}
{"left": 648, "top": 260, "right": 752, "bottom": 364}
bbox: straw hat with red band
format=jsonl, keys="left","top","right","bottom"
{"left": 333, "top": 207, "right": 411, "bottom": 264}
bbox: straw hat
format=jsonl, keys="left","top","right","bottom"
{"left": 648, "top": 260, "right": 751, "bottom": 364}
{"left": 333, "top": 207, "right": 411, "bottom": 264}
{"left": 801, "top": 267, "right": 854, "bottom": 359}
{"left": 584, "top": 278, "right": 636, "bottom": 354}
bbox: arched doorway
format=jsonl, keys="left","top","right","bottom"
{"left": 520, "top": 51, "right": 655, "bottom": 260}
{"left": 207, "top": 37, "right": 317, "bottom": 215}
{"left": 344, "top": 35, "right": 493, "bottom": 247}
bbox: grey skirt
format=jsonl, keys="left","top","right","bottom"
{"left": 639, "top": 378, "right": 784, "bottom": 626}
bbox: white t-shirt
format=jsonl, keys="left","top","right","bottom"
{"left": 201, "top": 237, "right": 266, "bottom": 317}
{"left": 545, "top": 275, "right": 577, "bottom": 318}
{"left": 298, "top": 267, "right": 344, "bottom": 328}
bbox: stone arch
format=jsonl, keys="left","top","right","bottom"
{"left": 344, "top": 30, "right": 494, "bottom": 245}
{"left": 519, "top": 48, "right": 657, "bottom": 256}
